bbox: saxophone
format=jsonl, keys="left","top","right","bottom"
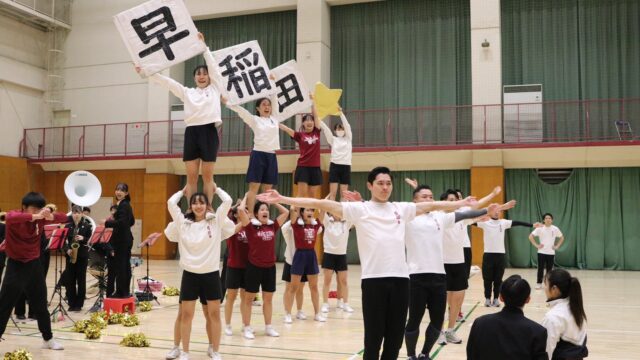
{"left": 70, "top": 225, "right": 80, "bottom": 264}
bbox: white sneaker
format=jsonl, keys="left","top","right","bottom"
{"left": 314, "top": 313, "right": 327, "bottom": 322}
{"left": 321, "top": 303, "right": 329, "bottom": 313}
{"left": 492, "top": 298, "right": 501, "bottom": 307}
{"left": 445, "top": 330, "right": 462, "bottom": 344}
{"left": 211, "top": 352, "right": 222, "bottom": 360}
{"left": 166, "top": 346, "right": 181, "bottom": 359}
{"left": 252, "top": 300, "right": 262, "bottom": 306}
{"left": 296, "top": 310, "right": 307, "bottom": 320}
{"left": 284, "top": 313, "right": 293, "bottom": 324}
{"left": 179, "top": 352, "right": 189, "bottom": 360}
{"left": 337, "top": 299, "right": 344, "bottom": 309}
{"left": 265, "top": 325, "right": 280, "bottom": 337}
{"left": 242, "top": 326, "right": 255, "bottom": 340}
{"left": 484, "top": 298, "right": 491, "bottom": 307}
{"left": 535, "top": 283, "right": 542, "bottom": 289}
{"left": 224, "top": 324, "right": 232, "bottom": 336}
{"left": 42, "top": 339, "right": 64, "bottom": 350}
{"left": 343, "top": 303, "right": 354, "bottom": 313}
{"left": 437, "top": 331, "right": 447, "bottom": 345}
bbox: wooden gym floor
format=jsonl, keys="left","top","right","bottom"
{"left": 1, "top": 260, "right": 638, "bottom": 359}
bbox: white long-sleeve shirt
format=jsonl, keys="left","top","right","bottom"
{"left": 229, "top": 105, "right": 284, "bottom": 153}
{"left": 281, "top": 220, "right": 295, "bottom": 265}
{"left": 541, "top": 298, "right": 588, "bottom": 357}
{"left": 150, "top": 49, "right": 222, "bottom": 127}
{"left": 320, "top": 113, "right": 353, "bottom": 165}
{"left": 166, "top": 188, "right": 235, "bottom": 274}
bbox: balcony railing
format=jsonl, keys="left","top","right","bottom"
{"left": 20, "top": 98, "right": 640, "bottom": 161}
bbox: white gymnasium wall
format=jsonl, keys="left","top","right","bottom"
{"left": 0, "top": 14, "right": 48, "bottom": 157}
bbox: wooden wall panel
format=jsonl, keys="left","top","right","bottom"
{"left": 470, "top": 167, "right": 505, "bottom": 266}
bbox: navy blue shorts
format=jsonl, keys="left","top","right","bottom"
{"left": 246, "top": 150, "right": 278, "bottom": 185}
{"left": 291, "top": 249, "right": 319, "bottom": 276}
{"left": 282, "top": 263, "right": 308, "bottom": 282}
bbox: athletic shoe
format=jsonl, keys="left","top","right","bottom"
{"left": 343, "top": 303, "right": 354, "bottom": 313}
{"left": 445, "top": 330, "right": 462, "bottom": 344}
{"left": 284, "top": 314, "right": 293, "bottom": 324}
{"left": 417, "top": 354, "right": 430, "bottom": 359}
{"left": 210, "top": 352, "right": 222, "bottom": 360}
{"left": 166, "top": 346, "right": 181, "bottom": 359}
{"left": 492, "top": 298, "right": 501, "bottom": 307}
{"left": 265, "top": 325, "right": 280, "bottom": 337}
{"left": 321, "top": 303, "right": 329, "bottom": 313}
{"left": 437, "top": 331, "right": 447, "bottom": 345}
{"left": 484, "top": 298, "right": 491, "bottom": 307}
{"left": 535, "top": 283, "right": 542, "bottom": 289}
{"left": 456, "top": 312, "right": 465, "bottom": 323}
{"left": 252, "top": 294, "right": 262, "bottom": 306}
{"left": 242, "top": 326, "right": 255, "bottom": 340}
{"left": 337, "top": 299, "right": 344, "bottom": 309}
{"left": 224, "top": 324, "right": 232, "bottom": 336}
{"left": 42, "top": 339, "right": 64, "bottom": 350}
{"left": 296, "top": 310, "right": 307, "bottom": 320}
{"left": 16, "top": 315, "right": 26, "bottom": 320}
{"left": 407, "top": 356, "right": 418, "bottom": 360}
{"left": 178, "top": 352, "right": 189, "bottom": 360}
{"left": 314, "top": 313, "right": 327, "bottom": 322}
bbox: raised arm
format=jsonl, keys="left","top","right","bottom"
{"left": 279, "top": 123, "right": 295, "bottom": 138}
{"left": 318, "top": 194, "right": 331, "bottom": 220}
{"left": 339, "top": 111, "right": 352, "bottom": 140}
{"left": 511, "top": 220, "right": 542, "bottom": 228}
{"left": 289, "top": 205, "right": 299, "bottom": 223}
{"left": 454, "top": 208, "right": 489, "bottom": 223}
{"left": 320, "top": 121, "right": 334, "bottom": 145}
{"left": 237, "top": 193, "right": 251, "bottom": 227}
{"left": 145, "top": 65, "right": 186, "bottom": 101}
{"left": 198, "top": 33, "right": 219, "bottom": 89}
{"left": 214, "top": 185, "right": 232, "bottom": 220}
{"left": 473, "top": 186, "right": 502, "bottom": 209}
{"left": 257, "top": 190, "right": 343, "bottom": 218}
{"left": 227, "top": 104, "right": 256, "bottom": 127}
{"left": 274, "top": 203, "right": 290, "bottom": 226}
{"left": 404, "top": 178, "right": 418, "bottom": 190}
{"left": 415, "top": 196, "right": 477, "bottom": 216}
{"left": 166, "top": 188, "right": 186, "bottom": 224}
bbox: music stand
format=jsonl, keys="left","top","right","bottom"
{"left": 45, "top": 226, "right": 73, "bottom": 323}
{"left": 87, "top": 226, "right": 112, "bottom": 312}
{"left": 135, "top": 232, "right": 161, "bottom": 304}
{"left": 0, "top": 240, "right": 20, "bottom": 332}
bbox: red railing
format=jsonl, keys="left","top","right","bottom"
{"left": 20, "top": 98, "right": 640, "bottom": 161}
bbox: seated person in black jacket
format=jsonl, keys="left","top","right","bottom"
{"left": 467, "top": 275, "right": 548, "bottom": 360}
{"left": 63, "top": 206, "right": 93, "bottom": 311}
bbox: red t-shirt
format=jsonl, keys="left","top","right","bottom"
{"left": 5, "top": 210, "right": 68, "bottom": 262}
{"left": 226, "top": 228, "right": 249, "bottom": 269}
{"left": 293, "top": 128, "right": 321, "bottom": 167}
{"left": 244, "top": 221, "right": 281, "bottom": 268}
{"left": 291, "top": 220, "right": 323, "bottom": 250}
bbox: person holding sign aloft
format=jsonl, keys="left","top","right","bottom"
{"left": 320, "top": 105, "right": 352, "bottom": 201}
{"left": 137, "top": 32, "right": 221, "bottom": 206}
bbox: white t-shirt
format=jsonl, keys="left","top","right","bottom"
{"left": 443, "top": 208, "right": 474, "bottom": 264}
{"left": 458, "top": 206, "right": 472, "bottom": 248}
{"left": 531, "top": 225, "right": 563, "bottom": 255}
{"left": 477, "top": 219, "right": 513, "bottom": 254}
{"left": 150, "top": 49, "right": 221, "bottom": 127}
{"left": 322, "top": 213, "right": 352, "bottom": 255}
{"left": 342, "top": 201, "right": 416, "bottom": 279}
{"left": 281, "top": 220, "right": 295, "bottom": 265}
{"left": 320, "top": 113, "right": 353, "bottom": 165}
{"left": 229, "top": 105, "right": 284, "bottom": 153}
{"left": 405, "top": 211, "right": 455, "bottom": 275}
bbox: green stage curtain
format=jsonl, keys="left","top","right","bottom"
{"left": 505, "top": 168, "right": 640, "bottom": 270}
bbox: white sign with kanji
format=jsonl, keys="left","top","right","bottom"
{"left": 114, "top": 0, "right": 206, "bottom": 77}
{"left": 270, "top": 60, "right": 312, "bottom": 121}
{"left": 212, "top": 40, "right": 277, "bottom": 106}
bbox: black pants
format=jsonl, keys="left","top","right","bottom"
{"left": 65, "top": 256, "right": 88, "bottom": 308}
{"left": 0, "top": 259, "right": 53, "bottom": 340}
{"left": 482, "top": 253, "right": 505, "bottom": 299}
{"left": 15, "top": 249, "right": 50, "bottom": 317}
{"left": 464, "top": 247, "right": 472, "bottom": 278}
{"left": 405, "top": 273, "right": 447, "bottom": 357}
{"left": 361, "top": 277, "right": 409, "bottom": 360}
{"left": 107, "top": 247, "right": 131, "bottom": 298}
{"left": 537, "top": 253, "right": 555, "bottom": 284}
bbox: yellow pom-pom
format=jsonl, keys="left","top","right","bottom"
{"left": 162, "top": 286, "right": 180, "bottom": 296}
{"left": 120, "top": 333, "right": 150, "bottom": 347}
{"left": 122, "top": 314, "right": 140, "bottom": 327}
{"left": 138, "top": 301, "right": 152, "bottom": 312}
{"left": 72, "top": 320, "right": 89, "bottom": 333}
{"left": 84, "top": 324, "right": 102, "bottom": 339}
{"left": 3, "top": 349, "right": 33, "bottom": 360}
